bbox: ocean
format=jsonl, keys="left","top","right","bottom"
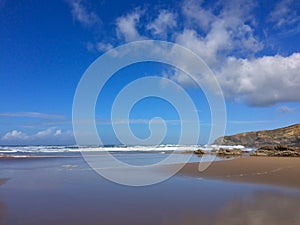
{"left": 0, "top": 144, "right": 251, "bottom": 168}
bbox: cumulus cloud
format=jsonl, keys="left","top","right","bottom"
{"left": 116, "top": 10, "right": 145, "bottom": 42}
{"left": 161, "top": 0, "right": 300, "bottom": 106}
{"left": 35, "top": 128, "right": 58, "bottom": 138}
{"left": 147, "top": 10, "right": 177, "bottom": 37}
{"left": 67, "top": 0, "right": 100, "bottom": 27}
{"left": 1, "top": 128, "right": 74, "bottom": 144}
{"left": 176, "top": 0, "right": 262, "bottom": 66}
{"left": 218, "top": 53, "right": 300, "bottom": 106}
{"left": 78, "top": 0, "right": 300, "bottom": 107}
{"left": 2, "top": 130, "right": 28, "bottom": 141}
{"left": 175, "top": 27, "right": 230, "bottom": 67}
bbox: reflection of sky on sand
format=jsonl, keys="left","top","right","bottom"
{"left": 0, "top": 157, "right": 300, "bottom": 224}
{"left": 0, "top": 179, "right": 8, "bottom": 225}
{"left": 166, "top": 190, "right": 300, "bottom": 225}
{"left": 0, "top": 201, "right": 7, "bottom": 225}
{"left": 215, "top": 190, "right": 300, "bottom": 225}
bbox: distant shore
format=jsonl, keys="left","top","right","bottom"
{"left": 176, "top": 157, "right": 300, "bottom": 190}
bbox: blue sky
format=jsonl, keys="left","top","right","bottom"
{"left": 0, "top": 0, "right": 300, "bottom": 145}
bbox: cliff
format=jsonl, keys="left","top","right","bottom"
{"left": 214, "top": 124, "right": 300, "bottom": 147}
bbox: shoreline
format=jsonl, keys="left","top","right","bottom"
{"left": 174, "top": 156, "right": 300, "bottom": 190}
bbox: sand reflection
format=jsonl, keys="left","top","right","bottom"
{"left": 0, "top": 179, "right": 8, "bottom": 225}
{"left": 215, "top": 190, "right": 300, "bottom": 225}
{"left": 165, "top": 190, "right": 300, "bottom": 225}
{"left": 0, "top": 201, "right": 7, "bottom": 225}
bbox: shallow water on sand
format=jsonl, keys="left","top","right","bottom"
{"left": 0, "top": 155, "right": 299, "bottom": 225}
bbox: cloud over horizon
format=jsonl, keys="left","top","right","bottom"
{"left": 1, "top": 128, "right": 74, "bottom": 145}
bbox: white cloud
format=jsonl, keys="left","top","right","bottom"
{"left": 176, "top": 0, "right": 262, "bottom": 66}
{"left": 175, "top": 27, "right": 230, "bottom": 67}
{"left": 161, "top": 67, "right": 197, "bottom": 88}
{"left": 32, "top": 128, "right": 73, "bottom": 140}
{"left": 1, "top": 128, "right": 74, "bottom": 144}
{"left": 218, "top": 53, "right": 300, "bottom": 106}
{"left": 169, "top": 36, "right": 299, "bottom": 106}
{"left": 86, "top": 42, "right": 114, "bottom": 53}
{"left": 115, "top": 0, "right": 297, "bottom": 107}
{"left": 54, "top": 130, "right": 62, "bottom": 136}
{"left": 116, "top": 10, "right": 145, "bottom": 42}
{"left": 2, "top": 130, "right": 28, "bottom": 141}
{"left": 182, "top": 0, "right": 216, "bottom": 31}
{"left": 79, "top": 0, "right": 299, "bottom": 107}
{"left": 164, "top": 0, "right": 300, "bottom": 107}
{"left": 35, "top": 128, "right": 57, "bottom": 138}
{"left": 147, "top": 10, "right": 177, "bottom": 37}
{"left": 96, "top": 42, "right": 114, "bottom": 52}
{"left": 67, "top": 0, "right": 100, "bottom": 27}
{"left": 269, "top": 0, "right": 300, "bottom": 28}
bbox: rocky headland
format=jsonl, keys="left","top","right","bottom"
{"left": 213, "top": 124, "right": 300, "bottom": 148}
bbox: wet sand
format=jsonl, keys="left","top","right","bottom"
{"left": 177, "top": 156, "right": 300, "bottom": 190}
{"left": 0, "top": 156, "right": 300, "bottom": 224}
{"left": 0, "top": 179, "right": 8, "bottom": 186}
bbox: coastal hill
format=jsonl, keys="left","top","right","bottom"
{"left": 214, "top": 124, "right": 300, "bottom": 147}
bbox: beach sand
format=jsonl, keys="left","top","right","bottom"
{"left": 0, "top": 156, "right": 300, "bottom": 224}
{"left": 0, "top": 178, "right": 7, "bottom": 187}
{"left": 177, "top": 156, "right": 300, "bottom": 190}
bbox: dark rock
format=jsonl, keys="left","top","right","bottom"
{"left": 217, "top": 148, "right": 242, "bottom": 156}
{"left": 251, "top": 144, "right": 300, "bottom": 157}
{"left": 193, "top": 149, "right": 207, "bottom": 155}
